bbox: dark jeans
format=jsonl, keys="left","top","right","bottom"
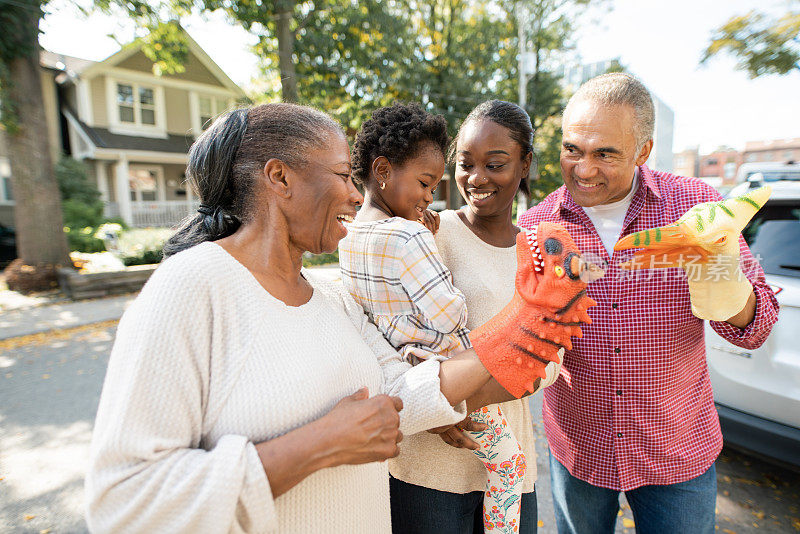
{"left": 390, "top": 476, "right": 538, "bottom": 534}
{"left": 549, "top": 456, "right": 716, "bottom": 534}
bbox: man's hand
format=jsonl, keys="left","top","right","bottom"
{"left": 615, "top": 186, "right": 771, "bottom": 322}
{"left": 427, "top": 416, "right": 488, "bottom": 450}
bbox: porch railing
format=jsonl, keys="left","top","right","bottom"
{"left": 104, "top": 200, "right": 200, "bottom": 228}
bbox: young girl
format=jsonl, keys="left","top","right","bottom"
{"left": 339, "top": 102, "right": 525, "bottom": 534}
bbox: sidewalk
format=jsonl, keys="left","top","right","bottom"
{"left": 0, "top": 294, "right": 135, "bottom": 340}
{"left": 0, "top": 263, "right": 342, "bottom": 340}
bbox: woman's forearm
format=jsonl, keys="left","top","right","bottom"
{"left": 465, "top": 377, "right": 541, "bottom": 412}
{"left": 437, "top": 348, "right": 493, "bottom": 406}
{"left": 255, "top": 417, "right": 339, "bottom": 498}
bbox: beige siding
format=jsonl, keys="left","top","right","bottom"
{"left": 41, "top": 69, "right": 62, "bottom": 163}
{"left": 164, "top": 87, "right": 192, "bottom": 135}
{"left": 0, "top": 205, "right": 14, "bottom": 228}
{"left": 90, "top": 76, "right": 109, "bottom": 127}
{"left": 116, "top": 50, "right": 222, "bottom": 87}
{"left": 164, "top": 164, "right": 189, "bottom": 201}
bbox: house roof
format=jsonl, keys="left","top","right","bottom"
{"left": 40, "top": 50, "right": 96, "bottom": 75}
{"left": 70, "top": 113, "right": 193, "bottom": 154}
{"left": 42, "top": 26, "right": 245, "bottom": 98}
{"left": 76, "top": 26, "right": 245, "bottom": 97}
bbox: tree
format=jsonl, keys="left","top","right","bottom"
{"left": 702, "top": 5, "right": 800, "bottom": 77}
{"left": 0, "top": 0, "right": 71, "bottom": 288}
{"left": 511, "top": 0, "right": 607, "bottom": 200}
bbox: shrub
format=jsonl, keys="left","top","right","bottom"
{"left": 116, "top": 228, "right": 173, "bottom": 266}
{"left": 302, "top": 250, "right": 339, "bottom": 267}
{"left": 56, "top": 158, "right": 125, "bottom": 252}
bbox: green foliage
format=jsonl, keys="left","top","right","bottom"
{"left": 57, "top": 158, "right": 104, "bottom": 228}
{"left": 703, "top": 6, "right": 800, "bottom": 77}
{"left": 116, "top": 228, "right": 173, "bottom": 265}
{"left": 55, "top": 158, "right": 106, "bottom": 252}
{"left": 302, "top": 250, "right": 339, "bottom": 267}
{"left": 0, "top": 0, "right": 46, "bottom": 132}
{"left": 55, "top": 157, "right": 129, "bottom": 253}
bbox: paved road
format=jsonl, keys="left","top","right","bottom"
{"left": 1, "top": 322, "right": 799, "bottom": 533}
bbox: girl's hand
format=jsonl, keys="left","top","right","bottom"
{"left": 419, "top": 209, "right": 440, "bottom": 234}
{"left": 321, "top": 387, "right": 404, "bottom": 465}
{"left": 427, "top": 416, "right": 488, "bottom": 450}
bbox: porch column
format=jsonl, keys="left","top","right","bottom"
{"left": 95, "top": 161, "right": 109, "bottom": 201}
{"left": 115, "top": 156, "right": 133, "bottom": 225}
{"left": 516, "top": 192, "right": 528, "bottom": 223}
{"left": 185, "top": 176, "right": 194, "bottom": 210}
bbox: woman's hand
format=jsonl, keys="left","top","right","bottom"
{"left": 322, "top": 387, "right": 404, "bottom": 465}
{"left": 427, "top": 416, "right": 488, "bottom": 450}
{"left": 255, "top": 387, "right": 403, "bottom": 497}
{"left": 419, "top": 209, "right": 440, "bottom": 234}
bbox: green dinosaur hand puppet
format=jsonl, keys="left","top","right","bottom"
{"left": 614, "top": 185, "right": 771, "bottom": 321}
{"left": 469, "top": 222, "right": 602, "bottom": 398}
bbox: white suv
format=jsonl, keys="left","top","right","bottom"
{"left": 706, "top": 179, "right": 800, "bottom": 467}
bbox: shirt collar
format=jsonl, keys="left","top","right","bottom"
{"left": 552, "top": 164, "right": 662, "bottom": 216}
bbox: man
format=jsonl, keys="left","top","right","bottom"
{"left": 518, "top": 73, "right": 779, "bottom": 533}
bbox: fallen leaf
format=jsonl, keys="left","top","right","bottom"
{"left": 622, "top": 518, "right": 635, "bottom": 528}
{"left": 722, "top": 529, "right": 736, "bottom": 534}
{"left": 40, "top": 529, "right": 52, "bottom": 534}
{"left": 41, "top": 374, "right": 50, "bottom": 379}
{"left": 617, "top": 510, "right": 623, "bottom": 517}
{"left": 752, "top": 511, "right": 765, "bottom": 520}
{"left": 537, "top": 521, "right": 543, "bottom": 528}
{"left": 77, "top": 369, "right": 84, "bottom": 375}
{"left": 24, "top": 515, "right": 36, "bottom": 521}
{"left": 723, "top": 490, "right": 730, "bottom": 496}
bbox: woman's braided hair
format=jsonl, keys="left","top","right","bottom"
{"left": 351, "top": 102, "right": 450, "bottom": 186}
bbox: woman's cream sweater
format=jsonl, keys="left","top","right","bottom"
{"left": 85, "top": 242, "right": 466, "bottom": 533}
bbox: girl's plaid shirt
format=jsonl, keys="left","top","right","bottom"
{"left": 339, "top": 217, "right": 471, "bottom": 364}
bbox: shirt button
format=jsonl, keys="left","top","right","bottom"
{"left": 617, "top": 432, "right": 623, "bottom": 438}
{"left": 616, "top": 389, "right": 623, "bottom": 396}
{"left": 611, "top": 303, "right": 619, "bottom": 309}
{"left": 614, "top": 347, "right": 621, "bottom": 354}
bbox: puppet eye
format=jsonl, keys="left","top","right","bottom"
{"left": 554, "top": 265, "right": 565, "bottom": 278}
{"left": 715, "top": 236, "right": 727, "bottom": 245}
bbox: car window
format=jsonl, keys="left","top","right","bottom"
{"left": 742, "top": 201, "right": 800, "bottom": 278}
{"left": 746, "top": 170, "right": 800, "bottom": 182}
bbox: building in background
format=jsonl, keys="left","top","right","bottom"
{"left": 699, "top": 148, "right": 742, "bottom": 184}
{"left": 743, "top": 138, "right": 800, "bottom": 164}
{"left": 0, "top": 27, "right": 246, "bottom": 230}
{"left": 673, "top": 147, "right": 700, "bottom": 177}
{"left": 560, "top": 59, "right": 674, "bottom": 172}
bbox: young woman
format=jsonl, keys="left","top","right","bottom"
{"left": 389, "top": 100, "right": 563, "bottom": 534}
{"left": 338, "top": 102, "right": 527, "bottom": 533}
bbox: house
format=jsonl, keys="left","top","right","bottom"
{"left": 0, "top": 28, "right": 246, "bottom": 230}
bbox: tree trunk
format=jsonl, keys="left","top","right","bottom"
{"left": 6, "top": 12, "right": 70, "bottom": 266}
{"left": 276, "top": 2, "right": 298, "bottom": 102}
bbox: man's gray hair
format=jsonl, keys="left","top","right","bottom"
{"left": 566, "top": 73, "right": 655, "bottom": 151}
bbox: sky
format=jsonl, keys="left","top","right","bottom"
{"left": 39, "top": 0, "right": 799, "bottom": 155}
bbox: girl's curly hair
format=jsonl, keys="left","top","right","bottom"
{"left": 351, "top": 102, "right": 450, "bottom": 186}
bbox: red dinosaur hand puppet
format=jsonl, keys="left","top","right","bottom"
{"left": 469, "top": 222, "right": 601, "bottom": 398}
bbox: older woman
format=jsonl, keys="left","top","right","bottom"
{"left": 85, "top": 103, "right": 496, "bottom": 533}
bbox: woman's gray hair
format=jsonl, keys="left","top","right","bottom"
{"left": 566, "top": 73, "right": 655, "bottom": 151}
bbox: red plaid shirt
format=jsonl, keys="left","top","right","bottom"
{"left": 518, "top": 165, "right": 779, "bottom": 491}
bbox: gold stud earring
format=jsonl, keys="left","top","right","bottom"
{"left": 380, "top": 181, "right": 386, "bottom": 190}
